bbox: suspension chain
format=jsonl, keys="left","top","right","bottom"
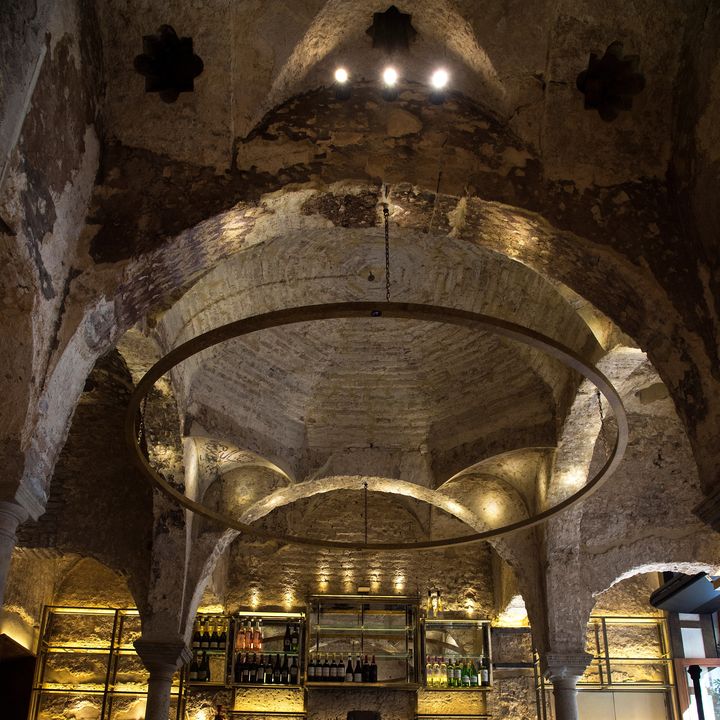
{"left": 364, "top": 480, "right": 369, "bottom": 545}
{"left": 383, "top": 203, "right": 391, "bottom": 301}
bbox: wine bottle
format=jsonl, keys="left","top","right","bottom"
{"left": 440, "top": 657, "right": 448, "bottom": 688}
{"left": 281, "top": 654, "right": 289, "bottom": 684}
{"left": 290, "top": 655, "right": 299, "bottom": 684}
{"left": 219, "top": 623, "right": 227, "bottom": 651}
{"left": 233, "top": 652, "right": 241, "bottom": 683}
{"left": 308, "top": 654, "right": 316, "bottom": 682}
{"left": 245, "top": 620, "right": 254, "bottom": 650}
{"left": 462, "top": 659, "right": 471, "bottom": 687}
{"left": 284, "top": 624, "right": 292, "bottom": 652}
{"left": 201, "top": 622, "right": 211, "bottom": 649}
{"left": 370, "top": 655, "right": 378, "bottom": 683}
{"left": 426, "top": 655, "right": 433, "bottom": 686}
{"left": 345, "top": 655, "right": 353, "bottom": 683}
{"left": 481, "top": 654, "right": 490, "bottom": 686}
{"left": 251, "top": 653, "right": 260, "bottom": 683}
{"left": 453, "top": 658, "right": 462, "bottom": 687}
{"left": 255, "top": 619, "right": 263, "bottom": 651}
{"left": 210, "top": 622, "right": 220, "bottom": 650}
{"left": 330, "top": 653, "right": 338, "bottom": 680}
{"left": 189, "top": 655, "right": 198, "bottom": 681}
{"left": 200, "top": 651, "right": 210, "bottom": 682}
{"left": 362, "top": 654, "right": 370, "bottom": 682}
{"left": 353, "top": 655, "right": 362, "bottom": 683}
{"left": 433, "top": 656, "right": 441, "bottom": 686}
{"left": 192, "top": 623, "right": 201, "bottom": 650}
{"left": 235, "top": 620, "right": 244, "bottom": 652}
{"left": 273, "top": 654, "right": 282, "bottom": 684}
{"left": 290, "top": 624, "right": 300, "bottom": 652}
{"left": 242, "top": 654, "right": 251, "bottom": 683}
{"left": 264, "top": 654, "right": 273, "bottom": 684}
{"left": 322, "top": 653, "right": 330, "bottom": 681}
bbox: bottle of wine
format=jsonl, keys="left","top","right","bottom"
{"left": 273, "top": 654, "right": 282, "bottom": 684}
{"left": 290, "top": 655, "right": 299, "bottom": 684}
{"left": 453, "top": 658, "right": 462, "bottom": 688}
{"left": 200, "top": 651, "right": 210, "bottom": 682}
{"left": 290, "top": 624, "right": 300, "bottom": 653}
{"left": 440, "top": 657, "right": 448, "bottom": 688}
{"left": 308, "top": 654, "right": 316, "bottom": 682}
{"left": 245, "top": 620, "right": 254, "bottom": 650}
{"left": 210, "top": 622, "right": 220, "bottom": 650}
{"left": 242, "top": 654, "right": 251, "bottom": 684}
{"left": 370, "top": 655, "right": 378, "bottom": 683}
{"left": 322, "top": 653, "right": 330, "bottom": 681}
{"left": 192, "top": 623, "right": 201, "bottom": 650}
{"left": 353, "top": 655, "right": 362, "bottom": 683}
{"left": 426, "top": 655, "right": 433, "bottom": 686}
{"left": 201, "top": 622, "right": 211, "bottom": 649}
{"left": 345, "top": 655, "right": 353, "bottom": 683}
{"left": 250, "top": 653, "right": 259, "bottom": 683}
{"left": 235, "top": 620, "right": 244, "bottom": 652}
{"left": 362, "top": 654, "right": 370, "bottom": 682}
{"left": 281, "top": 654, "right": 289, "bottom": 684}
{"left": 264, "top": 654, "right": 273, "bottom": 684}
{"left": 480, "top": 654, "right": 490, "bottom": 686}
{"left": 255, "top": 619, "right": 263, "bottom": 651}
{"left": 219, "top": 623, "right": 227, "bottom": 651}
{"left": 233, "top": 652, "right": 241, "bottom": 683}
{"left": 433, "top": 656, "right": 440, "bottom": 686}
{"left": 470, "top": 659, "right": 478, "bottom": 687}
{"left": 284, "top": 624, "right": 292, "bottom": 652}
{"left": 189, "top": 655, "right": 198, "bottom": 681}
{"left": 463, "top": 659, "right": 471, "bottom": 687}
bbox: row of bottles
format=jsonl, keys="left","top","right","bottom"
{"left": 192, "top": 619, "right": 228, "bottom": 651}
{"left": 425, "top": 655, "right": 490, "bottom": 688}
{"left": 234, "top": 618, "right": 264, "bottom": 652}
{"left": 234, "top": 652, "right": 299, "bottom": 685}
{"left": 189, "top": 651, "right": 212, "bottom": 682}
{"left": 308, "top": 653, "right": 378, "bottom": 683}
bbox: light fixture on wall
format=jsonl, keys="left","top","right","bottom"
{"left": 427, "top": 587, "right": 443, "bottom": 617}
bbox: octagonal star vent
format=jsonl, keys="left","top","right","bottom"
{"left": 576, "top": 41, "right": 645, "bottom": 122}
{"left": 366, "top": 5, "right": 417, "bottom": 54}
{"left": 134, "top": 25, "right": 204, "bottom": 103}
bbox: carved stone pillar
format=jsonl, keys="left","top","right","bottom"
{"left": 0, "top": 500, "right": 29, "bottom": 607}
{"left": 134, "top": 639, "right": 191, "bottom": 720}
{"left": 544, "top": 652, "right": 592, "bottom": 720}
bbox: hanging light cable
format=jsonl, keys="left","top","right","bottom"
{"left": 364, "top": 480, "right": 369, "bottom": 546}
{"left": 383, "top": 202, "right": 391, "bottom": 302}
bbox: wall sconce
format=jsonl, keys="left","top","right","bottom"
{"left": 427, "top": 588, "right": 443, "bottom": 618}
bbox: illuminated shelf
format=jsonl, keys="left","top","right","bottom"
{"left": 420, "top": 686, "right": 492, "bottom": 692}
{"left": 233, "top": 683, "right": 304, "bottom": 689}
{"left": 306, "top": 681, "right": 419, "bottom": 689}
{"left": 313, "top": 625, "right": 411, "bottom": 633}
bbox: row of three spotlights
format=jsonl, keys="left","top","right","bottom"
{"left": 334, "top": 67, "right": 450, "bottom": 90}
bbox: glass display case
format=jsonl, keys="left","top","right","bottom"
{"left": 420, "top": 618, "right": 492, "bottom": 689}
{"left": 307, "top": 595, "right": 419, "bottom": 687}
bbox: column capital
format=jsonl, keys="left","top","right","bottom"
{"left": 544, "top": 651, "right": 593, "bottom": 682}
{"left": 134, "top": 638, "right": 191, "bottom": 677}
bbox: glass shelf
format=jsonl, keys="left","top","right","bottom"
{"left": 306, "top": 681, "right": 419, "bottom": 689}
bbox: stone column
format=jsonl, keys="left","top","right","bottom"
{"left": 544, "top": 652, "right": 592, "bottom": 720}
{"left": 0, "top": 500, "right": 29, "bottom": 607}
{"left": 135, "top": 639, "right": 191, "bottom": 720}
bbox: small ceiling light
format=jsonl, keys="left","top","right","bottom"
{"left": 383, "top": 66, "right": 399, "bottom": 86}
{"left": 334, "top": 67, "right": 351, "bottom": 100}
{"left": 430, "top": 68, "right": 449, "bottom": 89}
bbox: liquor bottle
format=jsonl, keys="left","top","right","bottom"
{"left": 245, "top": 620, "right": 254, "bottom": 650}
{"left": 480, "top": 654, "right": 490, "bottom": 686}
{"left": 469, "top": 659, "right": 478, "bottom": 687}
{"left": 290, "top": 655, "right": 299, "bottom": 684}
{"left": 290, "top": 624, "right": 300, "bottom": 652}
{"left": 201, "top": 622, "right": 211, "bottom": 649}
{"left": 250, "top": 653, "right": 259, "bottom": 683}
{"left": 273, "top": 654, "right": 282, "bottom": 684}
{"left": 264, "top": 654, "right": 273, "bottom": 684}
{"left": 210, "top": 622, "right": 220, "bottom": 650}
{"left": 189, "top": 655, "right": 199, "bottom": 681}
{"left": 284, "top": 624, "right": 292, "bottom": 652}
{"left": 454, "top": 658, "right": 462, "bottom": 688}
{"left": 362, "top": 654, "right": 370, "bottom": 682}
{"left": 353, "top": 655, "right": 362, "bottom": 683}
{"left": 235, "top": 620, "right": 244, "bottom": 652}
{"left": 322, "top": 653, "right": 330, "bottom": 681}
{"left": 330, "top": 654, "right": 338, "bottom": 680}
{"left": 219, "top": 623, "right": 227, "bottom": 651}
{"left": 370, "top": 655, "right": 378, "bottom": 683}
{"left": 242, "top": 654, "right": 251, "bottom": 684}
{"left": 281, "top": 654, "right": 289, "bottom": 684}
{"left": 254, "top": 619, "right": 263, "bottom": 651}
{"left": 433, "top": 656, "right": 440, "bottom": 686}
{"left": 345, "top": 655, "right": 353, "bottom": 683}
{"left": 192, "top": 623, "right": 201, "bottom": 650}
{"left": 257, "top": 655, "right": 265, "bottom": 683}
{"left": 308, "top": 654, "right": 316, "bottom": 681}
{"left": 439, "top": 657, "right": 448, "bottom": 688}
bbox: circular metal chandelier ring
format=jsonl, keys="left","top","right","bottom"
{"left": 124, "top": 302, "right": 628, "bottom": 550}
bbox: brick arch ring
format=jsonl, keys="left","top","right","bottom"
{"left": 124, "top": 301, "right": 628, "bottom": 550}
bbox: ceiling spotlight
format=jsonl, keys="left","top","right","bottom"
{"left": 431, "top": 68, "right": 449, "bottom": 89}
{"left": 383, "top": 66, "right": 399, "bottom": 86}
{"left": 381, "top": 66, "right": 399, "bottom": 101}
{"left": 333, "top": 67, "right": 351, "bottom": 100}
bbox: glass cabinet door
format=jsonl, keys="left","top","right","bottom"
{"left": 421, "top": 619, "right": 492, "bottom": 688}
{"left": 308, "top": 596, "right": 418, "bottom": 685}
